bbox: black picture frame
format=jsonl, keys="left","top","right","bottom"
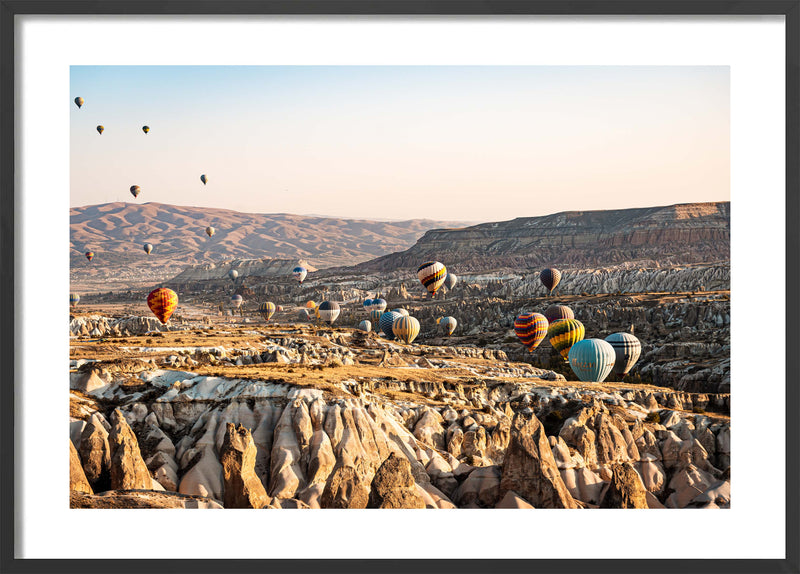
{"left": 1, "top": 2, "right": 797, "bottom": 573}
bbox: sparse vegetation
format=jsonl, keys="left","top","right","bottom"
{"left": 645, "top": 412, "right": 661, "bottom": 424}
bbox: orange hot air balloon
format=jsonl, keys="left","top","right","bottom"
{"left": 147, "top": 288, "right": 178, "bottom": 324}
{"left": 85, "top": 251, "right": 94, "bottom": 261}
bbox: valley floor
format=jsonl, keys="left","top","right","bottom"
{"left": 69, "top": 307, "right": 730, "bottom": 510}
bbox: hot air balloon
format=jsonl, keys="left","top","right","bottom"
{"left": 358, "top": 320, "right": 372, "bottom": 333}
{"left": 258, "top": 302, "right": 276, "bottom": 321}
{"left": 605, "top": 333, "right": 642, "bottom": 377}
{"left": 363, "top": 298, "right": 373, "bottom": 311}
{"left": 70, "top": 293, "right": 80, "bottom": 308}
{"left": 370, "top": 309, "right": 384, "bottom": 327}
{"left": 417, "top": 261, "right": 447, "bottom": 297}
{"left": 547, "top": 318, "right": 585, "bottom": 360}
{"left": 372, "top": 298, "right": 387, "bottom": 313}
{"left": 205, "top": 226, "right": 215, "bottom": 237}
{"left": 306, "top": 300, "right": 316, "bottom": 309}
{"left": 147, "top": 287, "right": 178, "bottom": 324}
{"left": 228, "top": 270, "right": 238, "bottom": 282}
{"left": 74, "top": 97, "right": 84, "bottom": 109}
{"left": 230, "top": 294, "right": 243, "bottom": 309}
{"left": 142, "top": 126, "right": 150, "bottom": 134}
{"left": 568, "top": 339, "right": 616, "bottom": 383}
{"left": 444, "top": 273, "right": 458, "bottom": 290}
{"left": 143, "top": 243, "right": 153, "bottom": 255}
{"left": 292, "top": 266, "right": 308, "bottom": 284}
{"left": 130, "top": 185, "right": 141, "bottom": 198}
{"left": 298, "top": 309, "right": 310, "bottom": 322}
{"left": 277, "top": 305, "right": 284, "bottom": 312}
{"left": 200, "top": 174, "right": 208, "bottom": 185}
{"left": 85, "top": 251, "right": 94, "bottom": 261}
{"left": 544, "top": 304, "right": 574, "bottom": 324}
{"left": 393, "top": 315, "right": 420, "bottom": 344}
{"left": 439, "top": 316, "right": 457, "bottom": 336}
{"left": 540, "top": 268, "right": 562, "bottom": 294}
{"left": 514, "top": 312, "right": 548, "bottom": 351}
{"left": 379, "top": 311, "right": 403, "bottom": 340}
{"left": 392, "top": 308, "right": 409, "bottom": 317}
{"left": 317, "top": 301, "right": 341, "bottom": 325}
{"left": 96, "top": 125, "right": 104, "bottom": 135}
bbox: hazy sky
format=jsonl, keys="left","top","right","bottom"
{"left": 70, "top": 66, "right": 729, "bottom": 222}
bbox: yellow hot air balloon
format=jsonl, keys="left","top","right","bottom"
{"left": 96, "top": 125, "right": 104, "bottom": 135}
{"left": 547, "top": 318, "right": 585, "bottom": 361}
{"left": 74, "top": 97, "right": 84, "bottom": 109}
{"left": 205, "top": 226, "right": 215, "bottom": 237}
{"left": 142, "top": 125, "right": 150, "bottom": 134}
{"left": 392, "top": 316, "right": 420, "bottom": 344}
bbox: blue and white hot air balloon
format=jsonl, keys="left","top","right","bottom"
{"left": 379, "top": 311, "right": 403, "bottom": 340}
{"left": 568, "top": 339, "right": 616, "bottom": 383}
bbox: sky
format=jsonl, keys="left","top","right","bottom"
{"left": 70, "top": 66, "right": 729, "bottom": 222}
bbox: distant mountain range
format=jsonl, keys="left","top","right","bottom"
{"left": 69, "top": 202, "right": 470, "bottom": 290}
{"left": 351, "top": 202, "right": 730, "bottom": 274}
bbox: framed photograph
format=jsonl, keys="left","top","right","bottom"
{"left": 2, "top": 1, "right": 797, "bottom": 573}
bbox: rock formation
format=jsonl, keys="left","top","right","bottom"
{"left": 220, "top": 423, "right": 271, "bottom": 509}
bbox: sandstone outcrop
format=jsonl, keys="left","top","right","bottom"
{"left": 220, "top": 423, "right": 271, "bottom": 509}
{"left": 368, "top": 453, "right": 425, "bottom": 509}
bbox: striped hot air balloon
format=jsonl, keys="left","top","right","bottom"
{"left": 200, "top": 174, "right": 208, "bottom": 185}
{"left": 439, "top": 316, "right": 457, "bottom": 336}
{"left": 568, "top": 339, "right": 616, "bottom": 383}
{"left": 230, "top": 294, "right": 243, "bottom": 308}
{"left": 85, "top": 251, "right": 94, "bottom": 261}
{"left": 379, "top": 311, "right": 403, "bottom": 340}
{"left": 392, "top": 308, "right": 409, "bottom": 317}
{"left": 130, "top": 185, "right": 141, "bottom": 198}
{"left": 393, "top": 315, "right": 420, "bottom": 344}
{"left": 605, "top": 332, "right": 642, "bottom": 377}
{"left": 147, "top": 288, "right": 178, "bottom": 324}
{"left": 74, "top": 97, "right": 84, "bottom": 108}
{"left": 547, "top": 318, "right": 585, "bottom": 360}
{"left": 540, "top": 268, "right": 562, "bottom": 294}
{"left": 96, "top": 125, "right": 104, "bottom": 135}
{"left": 372, "top": 298, "right": 387, "bottom": 313}
{"left": 142, "top": 125, "right": 150, "bottom": 134}
{"left": 258, "top": 302, "right": 276, "bottom": 321}
{"left": 70, "top": 293, "right": 80, "bottom": 308}
{"left": 358, "top": 320, "right": 372, "bottom": 333}
{"left": 292, "top": 266, "right": 308, "bottom": 284}
{"left": 417, "top": 261, "right": 447, "bottom": 297}
{"left": 514, "top": 312, "right": 549, "bottom": 351}
{"left": 544, "top": 304, "right": 574, "bottom": 324}
{"left": 363, "top": 298, "right": 373, "bottom": 311}
{"left": 370, "top": 309, "right": 384, "bottom": 327}
{"left": 317, "top": 301, "right": 340, "bottom": 325}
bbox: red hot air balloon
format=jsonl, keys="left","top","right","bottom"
{"left": 514, "top": 312, "right": 548, "bottom": 351}
{"left": 147, "top": 288, "right": 178, "bottom": 324}
{"left": 85, "top": 251, "right": 94, "bottom": 261}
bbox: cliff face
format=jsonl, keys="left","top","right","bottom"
{"left": 355, "top": 202, "right": 729, "bottom": 272}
